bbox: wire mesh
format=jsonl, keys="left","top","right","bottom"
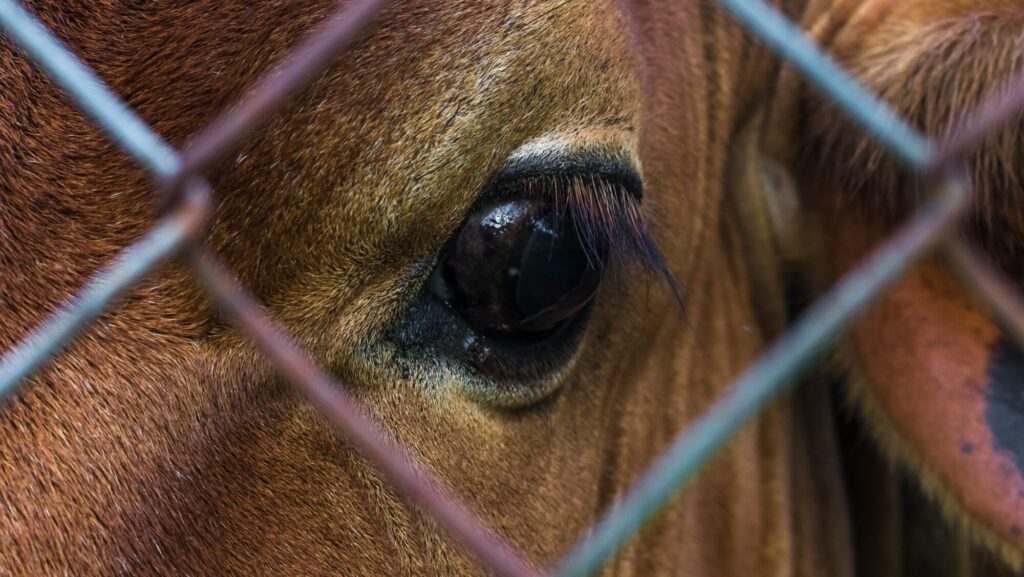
{"left": 1, "top": 0, "right": 1022, "bottom": 576}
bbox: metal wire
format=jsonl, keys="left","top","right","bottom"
{"left": 190, "top": 250, "right": 541, "bottom": 577}
{"left": 0, "top": 182, "right": 210, "bottom": 403}
{"left": 173, "top": 0, "right": 390, "bottom": 187}
{"left": 4, "top": 0, "right": 1024, "bottom": 575}
{"left": 0, "top": 0, "right": 179, "bottom": 177}
{"left": 552, "top": 172, "right": 970, "bottom": 577}
{"left": 715, "top": 0, "right": 933, "bottom": 168}
{"left": 944, "top": 241, "right": 1024, "bottom": 353}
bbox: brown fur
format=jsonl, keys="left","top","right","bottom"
{"left": 0, "top": 0, "right": 868, "bottom": 575}
{"left": 802, "top": 2, "right": 1024, "bottom": 232}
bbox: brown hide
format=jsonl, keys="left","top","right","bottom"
{"left": 1, "top": 1, "right": 849, "bottom": 575}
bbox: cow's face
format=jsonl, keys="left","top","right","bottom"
{"left": 2, "top": 1, "right": 803, "bottom": 575}
{"left": 781, "top": 0, "right": 1024, "bottom": 567}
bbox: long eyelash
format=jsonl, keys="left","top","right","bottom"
{"left": 510, "top": 174, "right": 684, "bottom": 309}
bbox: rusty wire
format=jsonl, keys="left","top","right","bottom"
{"left": 3, "top": 0, "right": 1024, "bottom": 576}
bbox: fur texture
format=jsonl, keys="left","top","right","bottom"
{"left": 0, "top": 0, "right": 855, "bottom": 576}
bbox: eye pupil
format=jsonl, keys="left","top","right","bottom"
{"left": 515, "top": 219, "right": 600, "bottom": 323}
{"left": 438, "top": 199, "right": 603, "bottom": 338}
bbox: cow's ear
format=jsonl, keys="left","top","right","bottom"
{"left": 727, "top": 109, "right": 809, "bottom": 334}
{"left": 829, "top": 200, "right": 1024, "bottom": 570}
{"left": 757, "top": 0, "right": 1024, "bottom": 566}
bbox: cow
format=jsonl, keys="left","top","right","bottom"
{"left": 0, "top": 0, "right": 1019, "bottom": 575}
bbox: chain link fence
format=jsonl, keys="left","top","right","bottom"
{"left": 1, "top": 0, "right": 1022, "bottom": 575}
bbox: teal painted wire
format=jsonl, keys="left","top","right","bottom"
{"left": 717, "top": 0, "right": 933, "bottom": 169}
{"left": 0, "top": 0, "right": 187, "bottom": 402}
{"left": 0, "top": 217, "right": 190, "bottom": 403}
{"left": 551, "top": 178, "right": 967, "bottom": 577}
{"left": 551, "top": 3, "right": 942, "bottom": 572}
{"left": 0, "top": 0, "right": 179, "bottom": 177}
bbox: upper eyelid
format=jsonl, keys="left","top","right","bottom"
{"left": 487, "top": 148, "right": 643, "bottom": 202}
{"left": 454, "top": 145, "right": 680, "bottom": 305}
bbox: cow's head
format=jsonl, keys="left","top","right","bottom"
{"left": 771, "top": 0, "right": 1024, "bottom": 570}
{"left": 0, "top": 1, "right": 849, "bottom": 575}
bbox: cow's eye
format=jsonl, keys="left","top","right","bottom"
{"left": 429, "top": 199, "right": 603, "bottom": 339}
{"left": 390, "top": 153, "right": 673, "bottom": 409}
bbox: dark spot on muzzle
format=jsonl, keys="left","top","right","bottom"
{"left": 987, "top": 336, "right": 1024, "bottom": 476}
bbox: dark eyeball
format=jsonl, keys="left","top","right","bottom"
{"left": 430, "top": 199, "right": 604, "bottom": 338}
